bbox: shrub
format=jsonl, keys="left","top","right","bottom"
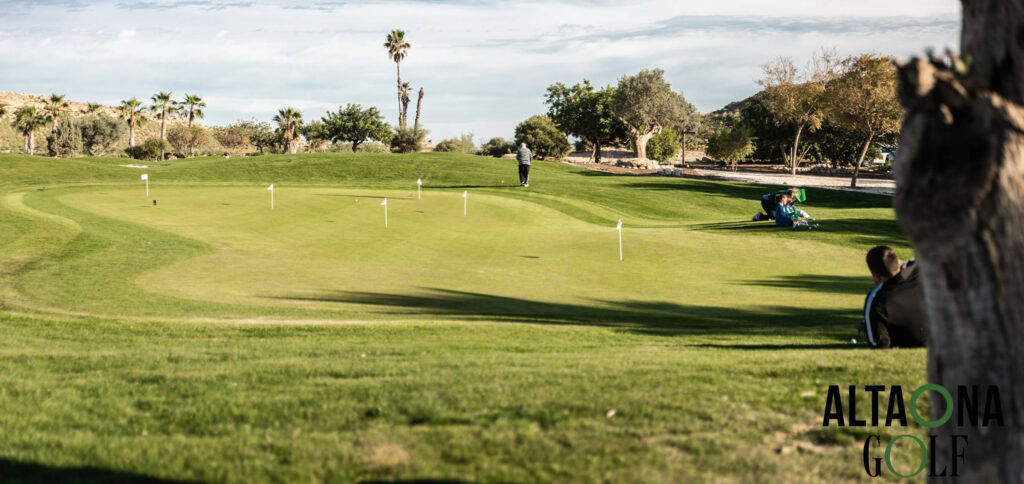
{"left": 126, "top": 137, "right": 171, "bottom": 161}
{"left": 480, "top": 137, "right": 516, "bottom": 157}
{"left": 78, "top": 115, "right": 125, "bottom": 156}
{"left": 167, "top": 125, "right": 210, "bottom": 157}
{"left": 434, "top": 133, "right": 475, "bottom": 153}
{"left": 646, "top": 126, "right": 681, "bottom": 163}
{"left": 513, "top": 115, "right": 571, "bottom": 160}
{"left": 706, "top": 124, "right": 755, "bottom": 171}
{"left": 46, "top": 114, "right": 82, "bottom": 158}
{"left": 391, "top": 126, "right": 427, "bottom": 153}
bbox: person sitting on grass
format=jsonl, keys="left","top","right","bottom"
{"left": 773, "top": 194, "right": 803, "bottom": 227}
{"left": 753, "top": 188, "right": 802, "bottom": 221}
{"left": 857, "top": 246, "right": 927, "bottom": 349}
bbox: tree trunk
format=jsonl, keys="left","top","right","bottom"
{"left": 893, "top": 1, "right": 1024, "bottom": 481}
{"left": 396, "top": 62, "right": 404, "bottom": 128}
{"left": 591, "top": 139, "right": 602, "bottom": 164}
{"left": 26, "top": 131, "right": 33, "bottom": 155}
{"left": 628, "top": 125, "right": 661, "bottom": 160}
{"left": 790, "top": 122, "right": 805, "bottom": 175}
{"left": 160, "top": 110, "right": 167, "bottom": 160}
{"left": 353, "top": 140, "right": 362, "bottom": 152}
{"left": 128, "top": 117, "right": 136, "bottom": 148}
{"left": 414, "top": 88, "right": 424, "bottom": 132}
{"left": 850, "top": 132, "right": 874, "bottom": 188}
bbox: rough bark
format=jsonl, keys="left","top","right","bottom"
{"left": 128, "top": 117, "right": 136, "bottom": 148}
{"left": 850, "top": 131, "right": 874, "bottom": 188}
{"left": 893, "top": 1, "right": 1024, "bottom": 481}
{"left": 414, "top": 88, "right": 424, "bottom": 131}
{"left": 626, "top": 124, "right": 661, "bottom": 160}
{"left": 26, "top": 131, "right": 34, "bottom": 155}
{"left": 591, "top": 139, "right": 602, "bottom": 164}
{"left": 396, "top": 62, "right": 404, "bottom": 128}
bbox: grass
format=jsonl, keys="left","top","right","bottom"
{"left": 0, "top": 152, "right": 926, "bottom": 482}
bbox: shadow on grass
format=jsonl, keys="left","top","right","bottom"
{"left": 692, "top": 343, "right": 852, "bottom": 350}
{"left": 317, "top": 193, "right": 413, "bottom": 200}
{"left": 621, "top": 181, "right": 893, "bottom": 210}
{"left": 739, "top": 274, "right": 871, "bottom": 296}
{"left": 691, "top": 218, "right": 907, "bottom": 245}
{"left": 0, "top": 459, "right": 192, "bottom": 483}
{"left": 272, "top": 288, "right": 855, "bottom": 340}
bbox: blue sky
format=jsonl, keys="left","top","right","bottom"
{"left": 0, "top": 0, "right": 959, "bottom": 142}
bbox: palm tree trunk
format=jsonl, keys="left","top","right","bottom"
{"left": 160, "top": 109, "right": 167, "bottom": 160}
{"left": 396, "top": 62, "right": 404, "bottom": 128}
{"left": 893, "top": 1, "right": 1024, "bottom": 480}
{"left": 414, "top": 88, "right": 424, "bottom": 131}
{"left": 790, "top": 122, "right": 805, "bottom": 175}
{"left": 850, "top": 132, "right": 874, "bottom": 188}
{"left": 129, "top": 117, "right": 136, "bottom": 148}
{"left": 26, "top": 131, "right": 33, "bottom": 155}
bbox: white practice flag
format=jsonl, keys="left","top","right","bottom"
{"left": 462, "top": 190, "right": 468, "bottom": 198}
{"left": 140, "top": 174, "right": 148, "bottom": 181}
{"left": 417, "top": 178, "right": 422, "bottom": 186}
{"left": 267, "top": 184, "right": 274, "bottom": 191}
{"left": 381, "top": 198, "right": 387, "bottom": 206}
{"left": 616, "top": 219, "right": 622, "bottom": 230}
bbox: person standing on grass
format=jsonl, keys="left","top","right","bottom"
{"left": 516, "top": 142, "right": 531, "bottom": 187}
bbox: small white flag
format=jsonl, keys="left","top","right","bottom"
{"left": 140, "top": 174, "right": 148, "bottom": 181}
{"left": 616, "top": 219, "right": 622, "bottom": 230}
{"left": 267, "top": 184, "right": 274, "bottom": 191}
{"left": 462, "top": 190, "right": 468, "bottom": 198}
{"left": 417, "top": 178, "right": 422, "bottom": 186}
{"left": 381, "top": 198, "right": 387, "bottom": 206}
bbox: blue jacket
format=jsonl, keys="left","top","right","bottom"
{"left": 774, "top": 204, "right": 796, "bottom": 227}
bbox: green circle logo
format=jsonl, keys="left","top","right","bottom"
{"left": 885, "top": 434, "right": 927, "bottom": 478}
{"left": 909, "top": 384, "right": 953, "bottom": 428}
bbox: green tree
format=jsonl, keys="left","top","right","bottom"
{"left": 181, "top": 94, "right": 205, "bottom": 127}
{"left": 514, "top": 115, "right": 571, "bottom": 160}
{"left": 83, "top": 102, "right": 103, "bottom": 114}
{"left": 434, "top": 133, "right": 475, "bottom": 153}
{"left": 120, "top": 98, "right": 145, "bottom": 148}
{"left": 43, "top": 93, "right": 70, "bottom": 132}
{"left": 167, "top": 125, "right": 209, "bottom": 157}
{"left": 757, "top": 51, "right": 838, "bottom": 174}
{"left": 545, "top": 80, "right": 626, "bottom": 164}
{"left": 384, "top": 29, "right": 411, "bottom": 127}
{"left": 646, "top": 126, "right": 681, "bottom": 163}
{"left": 273, "top": 107, "right": 303, "bottom": 154}
{"left": 249, "top": 121, "right": 276, "bottom": 154}
{"left": 479, "top": 136, "right": 516, "bottom": 157}
{"left": 12, "top": 106, "right": 48, "bottom": 155}
{"left": 149, "top": 91, "right": 178, "bottom": 159}
{"left": 613, "top": 69, "right": 690, "bottom": 160}
{"left": 320, "top": 104, "right": 392, "bottom": 152}
{"left": 79, "top": 115, "right": 125, "bottom": 156}
{"left": 826, "top": 54, "right": 902, "bottom": 187}
{"left": 46, "top": 113, "right": 82, "bottom": 158}
{"left": 302, "top": 120, "right": 331, "bottom": 152}
{"left": 127, "top": 137, "right": 171, "bottom": 161}
{"left": 706, "top": 122, "right": 755, "bottom": 171}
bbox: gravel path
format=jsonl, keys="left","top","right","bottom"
{"left": 687, "top": 168, "right": 895, "bottom": 196}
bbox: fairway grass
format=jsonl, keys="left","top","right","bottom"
{"left": 0, "top": 153, "right": 926, "bottom": 482}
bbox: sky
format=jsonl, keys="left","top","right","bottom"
{"left": 0, "top": 0, "right": 960, "bottom": 142}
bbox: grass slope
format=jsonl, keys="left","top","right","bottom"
{"left": 0, "top": 153, "right": 926, "bottom": 483}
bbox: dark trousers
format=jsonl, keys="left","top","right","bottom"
{"left": 519, "top": 164, "right": 530, "bottom": 185}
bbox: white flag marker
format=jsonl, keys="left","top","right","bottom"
{"left": 141, "top": 173, "right": 149, "bottom": 196}
{"left": 267, "top": 183, "right": 274, "bottom": 209}
{"left": 615, "top": 219, "right": 623, "bottom": 261}
{"left": 381, "top": 197, "right": 388, "bottom": 228}
{"left": 417, "top": 178, "right": 422, "bottom": 200}
{"left": 462, "top": 190, "right": 468, "bottom": 216}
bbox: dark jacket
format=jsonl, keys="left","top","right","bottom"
{"left": 863, "top": 260, "right": 927, "bottom": 348}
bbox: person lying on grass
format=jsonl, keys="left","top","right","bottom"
{"left": 753, "top": 188, "right": 802, "bottom": 221}
{"left": 857, "top": 246, "right": 927, "bottom": 349}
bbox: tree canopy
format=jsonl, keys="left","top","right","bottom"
{"left": 545, "top": 80, "right": 625, "bottom": 163}
{"left": 613, "top": 69, "right": 692, "bottom": 160}
{"left": 321, "top": 104, "right": 393, "bottom": 152}
{"left": 514, "top": 115, "right": 571, "bottom": 160}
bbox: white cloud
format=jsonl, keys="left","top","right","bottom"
{"left": 0, "top": 0, "right": 960, "bottom": 141}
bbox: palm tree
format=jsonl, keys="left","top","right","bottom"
{"left": 181, "top": 93, "right": 205, "bottom": 127}
{"left": 44, "top": 93, "right": 70, "bottom": 132}
{"left": 273, "top": 107, "right": 303, "bottom": 154}
{"left": 400, "top": 82, "right": 412, "bottom": 124}
{"left": 84, "top": 103, "right": 103, "bottom": 114}
{"left": 384, "top": 29, "right": 411, "bottom": 127}
{"left": 149, "top": 91, "right": 177, "bottom": 159}
{"left": 13, "top": 106, "right": 48, "bottom": 155}
{"left": 120, "top": 98, "right": 145, "bottom": 148}
{"left": 0, "top": 103, "right": 7, "bottom": 118}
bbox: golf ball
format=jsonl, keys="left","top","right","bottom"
{"left": 850, "top": 338, "right": 857, "bottom": 344}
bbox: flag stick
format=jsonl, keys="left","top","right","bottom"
{"left": 146, "top": 179, "right": 149, "bottom": 197}
{"left": 417, "top": 179, "right": 422, "bottom": 200}
{"left": 616, "top": 219, "right": 623, "bottom": 261}
{"left": 463, "top": 190, "right": 467, "bottom": 217}
{"left": 382, "top": 198, "right": 388, "bottom": 228}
